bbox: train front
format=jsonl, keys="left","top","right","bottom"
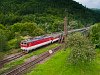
{"left": 20, "top": 40, "right": 29, "bottom": 52}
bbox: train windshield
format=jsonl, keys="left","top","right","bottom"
{"left": 21, "top": 42, "right": 27, "bottom": 46}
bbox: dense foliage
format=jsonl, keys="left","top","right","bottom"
{"left": 7, "top": 37, "right": 23, "bottom": 49}
{"left": 0, "top": 29, "right": 7, "bottom": 51}
{"left": 10, "top": 22, "right": 45, "bottom": 37}
{"left": 67, "top": 33, "right": 95, "bottom": 65}
{"left": 0, "top": 0, "right": 100, "bottom": 28}
{"left": 89, "top": 23, "right": 100, "bottom": 48}
{"left": 0, "top": 0, "right": 100, "bottom": 51}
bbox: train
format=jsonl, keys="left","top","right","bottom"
{"left": 20, "top": 27, "right": 89, "bottom": 53}
{"left": 20, "top": 32, "right": 63, "bottom": 53}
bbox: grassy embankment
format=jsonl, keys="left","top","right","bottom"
{"left": 27, "top": 48, "right": 100, "bottom": 75}
{"left": 0, "top": 43, "right": 60, "bottom": 74}
{"left": 0, "top": 49, "right": 21, "bottom": 60}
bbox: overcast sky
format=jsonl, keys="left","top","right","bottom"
{"left": 73, "top": 0, "right": 100, "bottom": 9}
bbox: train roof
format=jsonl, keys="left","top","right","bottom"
{"left": 21, "top": 35, "right": 51, "bottom": 43}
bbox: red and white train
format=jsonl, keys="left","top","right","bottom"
{"left": 20, "top": 33, "right": 63, "bottom": 53}
{"left": 20, "top": 27, "right": 89, "bottom": 53}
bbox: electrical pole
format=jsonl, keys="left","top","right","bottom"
{"left": 64, "top": 16, "right": 68, "bottom": 51}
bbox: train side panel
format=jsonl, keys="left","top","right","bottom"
{"left": 20, "top": 37, "right": 52, "bottom": 52}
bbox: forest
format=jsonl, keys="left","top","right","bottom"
{"left": 0, "top": 0, "right": 100, "bottom": 26}
{"left": 0, "top": 0, "right": 100, "bottom": 52}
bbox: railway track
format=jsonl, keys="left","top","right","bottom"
{"left": 0, "top": 27, "right": 89, "bottom": 69}
{"left": 3, "top": 46, "right": 62, "bottom": 75}
{"left": 0, "top": 52, "right": 25, "bottom": 68}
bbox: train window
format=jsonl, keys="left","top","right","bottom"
{"left": 21, "top": 42, "right": 27, "bottom": 45}
{"left": 24, "top": 43, "right": 27, "bottom": 45}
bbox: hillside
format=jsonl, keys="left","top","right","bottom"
{"left": 0, "top": 0, "right": 100, "bottom": 43}
{"left": 0, "top": 0, "right": 100, "bottom": 29}
{"left": 91, "top": 8, "right": 100, "bottom": 15}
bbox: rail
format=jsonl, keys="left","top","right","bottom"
{"left": 0, "top": 52, "right": 25, "bottom": 68}
{"left": 3, "top": 46, "right": 62, "bottom": 75}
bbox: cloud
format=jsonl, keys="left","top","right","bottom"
{"left": 74, "top": 0, "right": 100, "bottom": 8}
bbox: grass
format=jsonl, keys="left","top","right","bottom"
{"left": 27, "top": 48, "right": 100, "bottom": 75}
{"left": 0, "top": 43, "right": 60, "bottom": 74}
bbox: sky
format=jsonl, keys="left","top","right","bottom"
{"left": 73, "top": 0, "right": 100, "bottom": 9}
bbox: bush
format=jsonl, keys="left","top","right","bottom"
{"left": 10, "top": 22, "right": 45, "bottom": 37}
{"left": 7, "top": 37, "right": 23, "bottom": 49}
{"left": 0, "top": 29, "right": 7, "bottom": 51}
{"left": 67, "top": 33, "right": 95, "bottom": 65}
{"left": 89, "top": 23, "right": 100, "bottom": 48}
{"left": 0, "top": 24, "right": 6, "bottom": 30}
{"left": 69, "top": 20, "right": 83, "bottom": 29}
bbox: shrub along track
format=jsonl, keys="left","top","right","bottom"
{"left": 0, "top": 52, "right": 26, "bottom": 69}
{"left": 3, "top": 46, "right": 62, "bottom": 75}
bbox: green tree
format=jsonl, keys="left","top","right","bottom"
{"left": 0, "top": 24, "right": 6, "bottom": 30}
{"left": 89, "top": 23, "right": 100, "bottom": 48}
{"left": 10, "top": 22, "right": 45, "bottom": 37}
{"left": 67, "top": 33, "right": 95, "bottom": 65}
{"left": 0, "top": 13, "right": 21, "bottom": 25}
{"left": 69, "top": 20, "right": 83, "bottom": 29}
{"left": 7, "top": 37, "right": 22, "bottom": 49}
